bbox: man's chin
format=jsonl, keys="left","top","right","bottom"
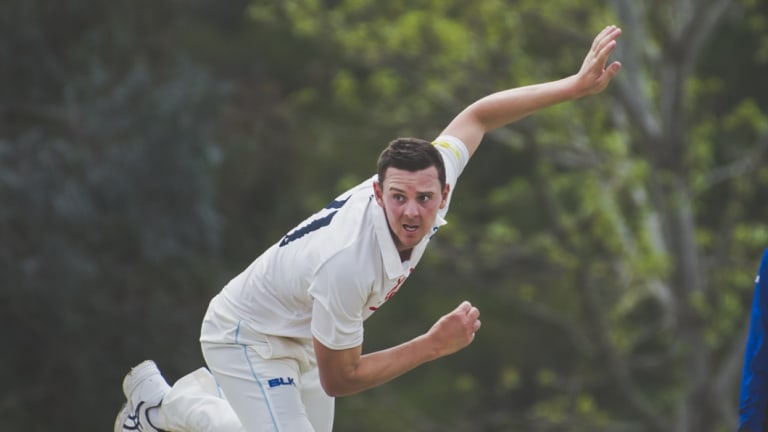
{"left": 398, "top": 232, "right": 423, "bottom": 248}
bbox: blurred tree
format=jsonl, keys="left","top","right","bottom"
{"left": 0, "top": 0, "right": 351, "bottom": 429}
{"left": 0, "top": 0, "right": 226, "bottom": 430}
{"left": 3, "top": 0, "right": 768, "bottom": 430}
{"left": 245, "top": 0, "right": 768, "bottom": 431}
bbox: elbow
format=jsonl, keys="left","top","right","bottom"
{"left": 312, "top": 338, "right": 365, "bottom": 397}
{"left": 320, "top": 379, "right": 350, "bottom": 397}
{"left": 321, "top": 384, "right": 346, "bottom": 398}
{"left": 318, "top": 372, "right": 357, "bottom": 397}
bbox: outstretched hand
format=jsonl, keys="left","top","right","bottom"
{"left": 426, "top": 301, "right": 482, "bottom": 358}
{"left": 574, "top": 25, "right": 622, "bottom": 97}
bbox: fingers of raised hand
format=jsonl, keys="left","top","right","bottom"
{"left": 579, "top": 26, "right": 622, "bottom": 94}
{"left": 586, "top": 26, "right": 619, "bottom": 64}
{"left": 591, "top": 25, "right": 614, "bottom": 52}
{"left": 593, "top": 25, "right": 621, "bottom": 51}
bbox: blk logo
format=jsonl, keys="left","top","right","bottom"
{"left": 268, "top": 377, "right": 296, "bottom": 388}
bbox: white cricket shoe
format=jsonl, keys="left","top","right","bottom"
{"left": 114, "top": 360, "right": 171, "bottom": 432}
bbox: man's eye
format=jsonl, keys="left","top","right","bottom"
{"left": 393, "top": 195, "right": 405, "bottom": 202}
{"left": 418, "top": 195, "right": 431, "bottom": 202}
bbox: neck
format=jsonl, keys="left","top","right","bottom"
{"left": 399, "top": 249, "right": 412, "bottom": 261}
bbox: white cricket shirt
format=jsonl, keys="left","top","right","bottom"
{"left": 205, "top": 135, "right": 469, "bottom": 350}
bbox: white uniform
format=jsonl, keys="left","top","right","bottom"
{"left": 160, "top": 136, "right": 469, "bottom": 432}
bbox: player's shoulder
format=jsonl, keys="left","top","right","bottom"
{"left": 311, "top": 200, "right": 382, "bottom": 284}
{"left": 433, "top": 135, "right": 469, "bottom": 164}
{"left": 276, "top": 178, "right": 374, "bottom": 251}
{"left": 314, "top": 180, "right": 378, "bottom": 245}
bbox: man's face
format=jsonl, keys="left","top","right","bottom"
{"left": 374, "top": 166, "right": 450, "bottom": 252}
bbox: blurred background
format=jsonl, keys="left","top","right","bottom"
{"left": 3, "top": 0, "right": 768, "bottom": 430}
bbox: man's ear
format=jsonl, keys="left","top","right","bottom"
{"left": 440, "top": 183, "right": 451, "bottom": 209}
{"left": 373, "top": 180, "right": 384, "bottom": 207}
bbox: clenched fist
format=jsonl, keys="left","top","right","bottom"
{"left": 425, "top": 301, "right": 482, "bottom": 358}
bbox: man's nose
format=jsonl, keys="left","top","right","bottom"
{"left": 404, "top": 200, "right": 419, "bottom": 217}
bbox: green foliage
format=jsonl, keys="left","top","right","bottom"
{"left": 1, "top": 0, "right": 228, "bottom": 430}
{"left": 5, "top": 0, "right": 768, "bottom": 430}
{"left": 250, "top": 1, "right": 766, "bottom": 430}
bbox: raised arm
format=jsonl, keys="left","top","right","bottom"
{"left": 441, "top": 25, "right": 622, "bottom": 157}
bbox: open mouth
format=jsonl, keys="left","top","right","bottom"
{"left": 403, "top": 224, "right": 419, "bottom": 232}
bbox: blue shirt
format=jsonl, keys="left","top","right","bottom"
{"left": 739, "top": 247, "right": 768, "bottom": 431}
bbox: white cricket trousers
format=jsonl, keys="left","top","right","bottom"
{"left": 158, "top": 297, "right": 335, "bottom": 431}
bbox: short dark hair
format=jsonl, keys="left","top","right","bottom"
{"left": 377, "top": 137, "right": 446, "bottom": 189}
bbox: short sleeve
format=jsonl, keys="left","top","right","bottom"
{"left": 309, "top": 261, "right": 371, "bottom": 350}
{"left": 433, "top": 135, "right": 470, "bottom": 217}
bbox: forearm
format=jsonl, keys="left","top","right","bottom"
{"left": 315, "top": 301, "right": 481, "bottom": 397}
{"left": 440, "top": 76, "right": 580, "bottom": 156}
{"left": 441, "top": 25, "right": 621, "bottom": 156}
{"left": 317, "top": 333, "right": 441, "bottom": 397}
{"left": 475, "top": 76, "right": 580, "bottom": 129}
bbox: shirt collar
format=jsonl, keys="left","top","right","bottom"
{"left": 372, "top": 203, "right": 447, "bottom": 280}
